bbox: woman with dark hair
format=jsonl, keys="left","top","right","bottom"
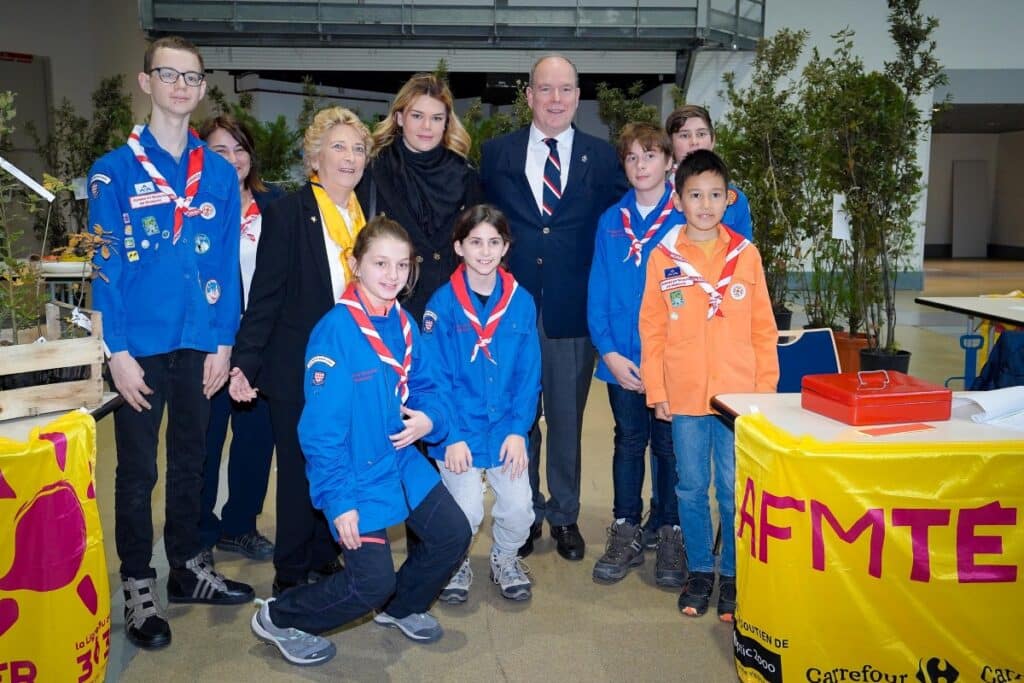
{"left": 198, "top": 114, "right": 283, "bottom": 563}
{"left": 357, "top": 72, "right": 484, "bottom": 321}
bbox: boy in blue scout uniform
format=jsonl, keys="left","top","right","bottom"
{"left": 88, "top": 36, "right": 251, "bottom": 651}
{"left": 665, "top": 104, "right": 753, "bottom": 242}
{"left": 587, "top": 123, "right": 685, "bottom": 588}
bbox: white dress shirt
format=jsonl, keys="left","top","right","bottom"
{"left": 320, "top": 204, "right": 351, "bottom": 301}
{"left": 526, "top": 124, "right": 574, "bottom": 215}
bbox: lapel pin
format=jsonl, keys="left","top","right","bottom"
{"left": 581, "top": 154, "right": 588, "bottom": 163}
{"left": 310, "top": 216, "right": 317, "bottom": 223}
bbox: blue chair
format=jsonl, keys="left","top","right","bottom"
{"left": 776, "top": 328, "right": 841, "bottom": 392}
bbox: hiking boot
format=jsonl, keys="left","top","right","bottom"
{"left": 373, "top": 611, "right": 444, "bottom": 643}
{"left": 251, "top": 599, "right": 336, "bottom": 666}
{"left": 592, "top": 519, "right": 644, "bottom": 583}
{"left": 640, "top": 510, "right": 659, "bottom": 550}
{"left": 167, "top": 552, "right": 254, "bottom": 605}
{"left": 654, "top": 525, "right": 686, "bottom": 588}
{"left": 678, "top": 571, "right": 715, "bottom": 617}
{"left": 490, "top": 552, "right": 531, "bottom": 601}
{"left": 123, "top": 577, "right": 171, "bottom": 649}
{"left": 717, "top": 575, "right": 737, "bottom": 622}
{"left": 439, "top": 558, "right": 473, "bottom": 604}
{"left": 217, "top": 531, "right": 275, "bottom": 561}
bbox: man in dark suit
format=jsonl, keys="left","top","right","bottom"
{"left": 480, "top": 54, "right": 627, "bottom": 561}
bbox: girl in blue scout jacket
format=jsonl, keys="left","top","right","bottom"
{"left": 249, "top": 217, "right": 471, "bottom": 667}
{"left": 587, "top": 123, "right": 685, "bottom": 588}
{"left": 419, "top": 204, "right": 541, "bottom": 603}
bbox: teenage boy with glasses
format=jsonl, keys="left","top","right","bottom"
{"left": 87, "top": 35, "right": 252, "bottom": 651}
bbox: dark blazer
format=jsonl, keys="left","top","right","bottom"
{"left": 480, "top": 126, "right": 627, "bottom": 338}
{"left": 232, "top": 183, "right": 337, "bottom": 402}
{"left": 253, "top": 183, "right": 285, "bottom": 212}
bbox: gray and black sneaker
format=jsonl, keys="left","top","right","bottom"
{"left": 439, "top": 558, "right": 473, "bottom": 604}
{"left": 167, "top": 552, "right": 254, "bottom": 605}
{"left": 592, "top": 519, "right": 644, "bottom": 583}
{"left": 374, "top": 611, "right": 444, "bottom": 642}
{"left": 123, "top": 577, "right": 171, "bottom": 649}
{"left": 217, "top": 530, "right": 275, "bottom": 561}
{"left": 251, "top": 599, "right": 336, "bottom": 666}
{"left": 490, "top": 552, "right": 531, "bottom": 601}
{"left": 654, "top": 525, "right": 686, "bottom": 588}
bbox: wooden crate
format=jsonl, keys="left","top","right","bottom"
{"left": 0, "top": 302, "right": 105, "bottom": 421}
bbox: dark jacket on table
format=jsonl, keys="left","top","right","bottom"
{"left": 480, "top": 125, "right": 627, "bottom": 339}
{"left": 356, "top": 143, "right": 484, "bottom": 322}
{"left": 232, "top": 182, "right": 338, "bottom": 402}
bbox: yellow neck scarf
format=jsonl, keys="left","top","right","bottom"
{"left": 310, "top": 174, "right": 366, "bottom": 282}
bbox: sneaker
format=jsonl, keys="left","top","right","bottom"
{"left": 123, "top": 577, "right": 171, "bottom": 649}
{"left": 592, "top": 519, "right": 644, "bottom": 584}
{"left": 654, "top": 525, "right": 686, "bottom": 588}
{"left": 373, "top": 611, "right": 444, "bottom": 643}
{"left": 167, "top": 552, "right": 255, "bottom": 605}
{"left": 251, "top": 599, "right": 336, "bottom": 666}
{"left": 640, "top": 510, "right": 659, "bottom": 551}
{"left": 217, "top": 531, "right": 275, "bottom": 561}
{"left": 197, "top": 546, "right": 215, "bottom": 568}
{"left": 439, "top": 558, "right": 473, "bottom": 604}
{"left": 678, "top": 571, "right": 715, "bottom": 617}
{"left": 717, "top": 575, "right": 737, "bottom": 622}
{"left": 489, "top": 553, "right": 531, "bottom": 601}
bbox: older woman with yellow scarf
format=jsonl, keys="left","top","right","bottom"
{"left": 229, "top": 106, "right": 371, "bottom": 596}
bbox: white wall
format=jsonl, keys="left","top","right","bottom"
{"left": 993, "top": 131, "right": 1024, "bottom": 248}
{"left": 925, "top": 134, "right": 1000, "bottom": 245}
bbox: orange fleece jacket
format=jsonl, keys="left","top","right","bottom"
{"left": 639, "top": 226, "right": 779, "bottom": 416}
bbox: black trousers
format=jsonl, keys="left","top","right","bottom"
{"left": 270, "top": 483, "right": 471, "bottom": 634}
{"left": 268, "top": 398, "right": 341, "bottom": 583}
{"left": 113, "top": 349, "right": 208, "bottom": 579}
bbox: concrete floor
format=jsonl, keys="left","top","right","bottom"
{"left": 92, "top": 259, "right": 1020, "bottom": 681}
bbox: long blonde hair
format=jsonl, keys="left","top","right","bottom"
{"left": 372, "top": 73, "right": 471, "bottom": 159}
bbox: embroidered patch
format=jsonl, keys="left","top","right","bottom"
{"left": 306, "top": 355, "right": 337, "bottom": 369}
{"left": 670, "top": 290, "right": 684, "bottom": 307}
{"left": 204, "top": 279, "right": 221, "bottom": 304}
{"left": 124, "top": 226, "right": 133, "bottom": 236}
{"left": 660, "top": 276, "right": 694, "bottom": 291}
{"left": 664, "top": 266, "right": 681, "bottom": 278}
{"left": 730, "top": 283, "right": 747, "bottom": 301}
{"left": 142, "top": 216, "right": 159, "bottom": 236}
{"left": 128, "top": 191, "right": 171, "bottom": 210}
{"left": 127, "top": 250, "right": 140, "bottom": 263}
{"left": 199, "top": 202, "right": 217, "bottom": 220}
{"left": 194, "top": 233, "right": 210, "bottom": 254}
{"left": 134, "top": 181, "right": 155, "bottom": 195}
{"left": 89, "top": 173, "right": 111, "bottom": 198}
{"left": 124, "top": 237, "right": 135, "bottom": 249}
{"left": 422, "top": 310, "right": 438, "bottom": 334}
{"left": 312, "top": 370, "right": 327, "bottom": 386}
{"left": 727, "top": 188, "right": 738, "bottom": 206}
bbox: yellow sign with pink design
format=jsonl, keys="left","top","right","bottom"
{"left": 0, "top": 412, "right": 110, "bottom": 682}
{"left": 733, "top": 413, "right": 1024, "bottom": 683}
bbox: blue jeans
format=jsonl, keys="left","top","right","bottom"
{"left": 200, "top": 388, "right": 275, "bottom": 548}
{"left": 606, "top": 384, "right": 677, "bottom": 526}
{"left": 269, "top": 483, "right": 471, "bottom": 634}
{"left": 671, "top": 414, "right": 736, "bottom": 577}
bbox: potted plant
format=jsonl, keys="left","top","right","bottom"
{"left": 718, "top": 28, "right": 821, "bottom": 330}
{"left": 801, "top": 0, "right": 945, "bottom": 372}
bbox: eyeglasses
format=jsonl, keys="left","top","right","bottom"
{"left": 150, "top": 67, "right": 206, "bottom": 87}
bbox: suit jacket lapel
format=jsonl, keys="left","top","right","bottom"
{"left": 300, "top": 183, "right": 335, "bottom": 307}
{"left": 505, "top": 128, "right": 541, "bottom": 219}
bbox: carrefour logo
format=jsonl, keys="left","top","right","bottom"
{"left": 916, "top": 657, "right": 959, "bottom": 683}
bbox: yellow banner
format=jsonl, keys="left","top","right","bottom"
{"left": 0, "top": 411, "right": 110, "bottom": 683}
{"left": 733, "top": 413, "right": 1024, "bottom": 683}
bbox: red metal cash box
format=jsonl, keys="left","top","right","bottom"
{"left": 800, "top": 370, "right": 952, "bottom": 425}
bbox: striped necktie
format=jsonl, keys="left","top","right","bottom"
{"left": 541, "top": 137, "right": 562, "bottom": 217}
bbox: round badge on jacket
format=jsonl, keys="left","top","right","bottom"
{"left": 730, "top": 283, "right": 747, "bottom": 301}
{"left": 205, "top": 279, "right": 221, "bottom": 304}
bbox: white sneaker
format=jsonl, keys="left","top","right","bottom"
{"left": 490, "top": 552, "right": 532, "bottom": 601}
{"left": 439, "top": 558, "right": 473, "bottom": 604}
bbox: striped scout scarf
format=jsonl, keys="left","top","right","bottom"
{"left": 340, "top": 282, "right": 412, "bottom": 403}
{"left": 126, "top": 125, "right": 204, "bottom": 245}
{"left": 448, "top": 264, "right": 518, "bottom": 364}
{"left": 656, "top": 225, "right": 749, "bottom": 319}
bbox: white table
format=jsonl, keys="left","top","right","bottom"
{"left": 712, "top": 391, "right": 1023, "bottom": 443}
{"left": 915, "top": 295, "right": 1024, "bottom": 386}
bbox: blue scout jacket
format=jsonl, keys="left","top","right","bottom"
{"left": 419, "top": 271, "right": 541, "bottom": 469}
{"left": 298, "top": 304, "right": 449, "bottom": 536}
{"left": 721, "top": 184, "right": 753, "bottom": 242}
{"left": 588, "top": 184, "right": 684, "bottom": 385}
{"left": 88, "top": 127, "right": 241, "bottom": 356}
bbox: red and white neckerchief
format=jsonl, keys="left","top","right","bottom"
{"left": 449, "top": 264, "right": 518, "bottom": 364}
{"left": 240, "top": 200, "right": 260, "bottom": 242}
{"left": 621, "top": 185, "right": 674, "bottom": 266}
{"left": 126, "top": 124, "right": 204, "bottom": 245}
{"left": 656, "top": 225, "right": 749, "bottom": 319}
{"left": 340, "top": 282, "right": 413, "bottom": 403}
